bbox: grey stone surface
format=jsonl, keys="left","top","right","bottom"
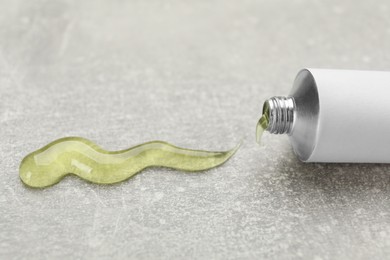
{"left": 1, "top": 0, "right": 390, "bottom": 259}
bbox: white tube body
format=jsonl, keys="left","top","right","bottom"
{"left": 290, "top": 69, "right": 390, "bottom": 163}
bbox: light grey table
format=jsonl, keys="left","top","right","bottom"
{"left": 1, "top": 0, "right": 390, "bottom": 259}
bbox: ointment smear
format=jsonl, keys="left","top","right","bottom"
{"left": 19, "top": 137, "right": 239, "bottom": 188}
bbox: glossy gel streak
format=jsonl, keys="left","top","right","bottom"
{"left": 19, "top": 137, "right": 239, "bottom": 188}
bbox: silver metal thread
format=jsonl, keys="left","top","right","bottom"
{"left": 265, "top": 96, "right": 295, "bottom": 135}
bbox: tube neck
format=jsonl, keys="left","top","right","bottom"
{"left": 264, "top": 96, "right": 295, "bottom": 135}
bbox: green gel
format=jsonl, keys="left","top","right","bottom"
{"left": 19, "top": 137, "right": 239, "bottom": 188}
{"left": 256, "top": 102, "right": 270, "bottom": 144}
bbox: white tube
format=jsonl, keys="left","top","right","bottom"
{"left": 263, "top": 68, "right": 390, "bottom": 163}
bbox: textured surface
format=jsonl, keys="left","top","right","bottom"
{"left": 1, "top": 0, "right": 390, "bottom": 259}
